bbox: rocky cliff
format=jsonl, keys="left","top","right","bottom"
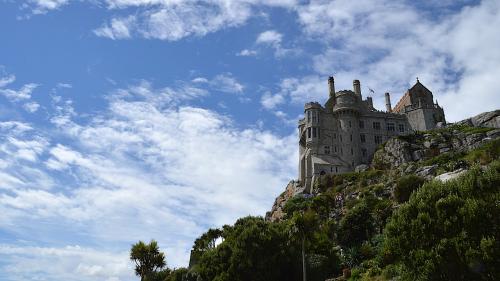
{"left": 266, "top": 110, "right": 500, "bottom": 222}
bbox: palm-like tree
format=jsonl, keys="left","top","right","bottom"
{"left": 130, "top": 240, "right": 166, "bottom": 281}
{"left": 291, "top": 209, "right": 319, "bottom": 281}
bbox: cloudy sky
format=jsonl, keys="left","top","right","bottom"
{"left": 0, "top": 0, "right": 499, "bottom": 280}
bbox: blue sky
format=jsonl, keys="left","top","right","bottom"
{"left": 0, "top": 0, "right": 499, "bottom": 280}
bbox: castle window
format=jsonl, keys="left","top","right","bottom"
{"left": 359, "top": 121, "right": 365, "bottom": 129}
{"left": 312, "top": 111, "right": 317, "bottom": 123}
{"left": 349, "top": 121, "right": 352, "bottom": 128}
{"left": 362, "top": 148, "right": 367, "bottom": 157}
{"left": 334, "top": 133, "right": 337, "bottom": 139}
{"left": 360, "top": 134, "right": 366, "bottom": 143}
{"left": 307, "top": 111, "right": 311, "bottom": 123}
{"left": 307, "top": 127, "right": 311, "bottom": 139}
{"left": 335, "top": 167, "right": 338, "bottom": 173}
{"left": 324, "top": 146, "right": 330, "bottom": 154}
{"left": 374, "top": 135, "right": 383, "bottom": 144}
{"left": 399, "top": 124, "right": 405, "bottom": 132}
{"left": 373, "top": 122, "right": 381, "bottom": 130}
{"left": 312, "top": 127, "right": 317, "bottom": 138}
{"left": 334, "top": 146, "right": 337, "bottom": 152}
{"left": 387, "top": 123, "right": 395, "bottom": 131}
{"left": 350, "top": 134, "right": 353, "bottom": 142}
{"left": 351, "top": 148, "right": 353, "bottom": 155}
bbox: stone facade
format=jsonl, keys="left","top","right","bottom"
{"left": 298, "top": 77, "right": 446, "bottom": 191}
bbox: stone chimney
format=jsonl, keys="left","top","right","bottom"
{"left": 385, "top": 92, "right": 392, "bottom": 112}
{"left": 328, "top": 76, "right": 335, "bottom": 98}
{"left": 367, "top": 96, "right": 373, "bottom": 109}
{"left": 353, "top": 79, "right": 361, "bottom": 98}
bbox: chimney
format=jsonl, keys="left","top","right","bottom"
{"left": 385, "top": 92, "right": 392, "bottom": 112}
{"left": 353, "top": 79, "right": 361, "bottom": 98}
{"left": 328, "top": 76, "right": 335, "bottom": 98}
{"left": 367, "top": 97, "right": 373, "bottom": 109}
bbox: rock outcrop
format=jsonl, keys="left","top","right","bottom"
{"left": 457, "top": 110, "right": 500, "bottom": 129}
{"left": 373, "top": 126, "right": 499, "bottom": 169}
{"left": 265, "top": 181, "right": 303, "bottom": 222}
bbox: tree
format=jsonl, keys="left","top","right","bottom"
{"left": 130, "top": 240, "right": 167, "bottom": 281}
{"left": 338, "top": 202, "right": 375, "bottom": 248}
{"left": 291, "top": 209, "right": 320, "bottom": 281}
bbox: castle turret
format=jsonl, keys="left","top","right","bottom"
{"left": 385, "top": 92, "right": 392, "bottom": 112}
{"left": 328, "top": 76, "right": 335, "bottom": 98}
{"left": 353, "top": 79, "right": 362, "bottom": 99}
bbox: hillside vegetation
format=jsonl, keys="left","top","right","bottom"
{"left": 132, "top": 125, "right": 500, "bottom": 281}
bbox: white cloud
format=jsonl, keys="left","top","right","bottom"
{"left": 0, "top": 74, "right": 15, "bottom": 88}
{"left": 237, "top": 49, "right": 258, "bottom": 56}
{"left": 278, "top": 76, "right": 326, "bottom": 105}
{"left": 0, "top": 79, "right": 297, "bottom": 277}
{"left": 256, "top": 30, "right": 283, "bottom": 46}
{"left": 192, "top": 73, "right": 244, "bottom": 94}
{"left": 292, "top": 0, "right": 500, "bottom": 121}
{"left": 25, "top": 0, "right": 70, "bottom": 15}
{"left": 23, "top": 102, "right": 40, "bottom": 113}
{"left": 0, "top": 83, "right": 38, "bottom": 102}
{"left": 260, "top": 91, "right": 285, "bottom": 109}
{"left": 0, "top": 244, "right": 131, "bottom": 281}
{"left": 93, "top": 16, "right": 135, "bottom": 40}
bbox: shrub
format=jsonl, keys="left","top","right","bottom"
{"left": 393, "top": 175, "right": 425, "bottom": 203}
{"left": 383, "top": 162, "right": 500, "bottom": 281}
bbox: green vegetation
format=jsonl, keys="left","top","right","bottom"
{"left": 393, "top": 175, "right": 425, "bottom": 203}
{"left": 130, "top": 240, "right": 166, "bottom": 281}
{"left": 383, "top": 162, "right": 500, "bottom": 281}
{"left": 131, "top": 134, "right": 500, "bottom": 281}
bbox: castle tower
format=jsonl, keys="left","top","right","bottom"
{"left": 385, "top": 92, "right": 392, "bottom": 112}
{"left": 333, "top": 90, "right": 361, "bottom": 170}
{"left": 353, "top": 79, "right": 362, "bottom": 99}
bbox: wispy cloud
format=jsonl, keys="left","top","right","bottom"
{"left": 192, "top": 73, "right": 244, "bottom": 94}
{"left": 22, "top": 0, "right": 70, "bottom": 15}
{"left": 0, "top": 79, "right": 296, "bottom": 278}
{"left": 0, "top": 83, "right": 38, "bottom": 102}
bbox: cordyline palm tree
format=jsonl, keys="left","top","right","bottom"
{"left": 290, "top": 209, "right": 319, "bottom": 281}
{"left": 130, "top": 240, "right": 166, "bottom": 281}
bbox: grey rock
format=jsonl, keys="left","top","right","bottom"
{"left": 416, "top": 165, "right": 438, "bottom": 179}
{"left": 412, "top": 150, "right": 425, "bottom": 161}
{"left": 439, "top": 147, "right": 451, "bottom": 153}
{"left": 458, "top": 110, "right": 500, "bottom": 129}
{"left": 435, "top": 169, "right": 467, "bottom": 182}
{"left": 355, "top": 164, "right": 369, "bottom": 172}
{"left": 486, "top": 129, "right": 500, "bottom": 139}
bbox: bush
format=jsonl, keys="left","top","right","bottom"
{"left": 383, "top": 162, "right": 500, "bottom": 281}
{"left": 393, "top": 175, "right": 425, "bottom": 203}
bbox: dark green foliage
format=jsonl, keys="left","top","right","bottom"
{"left": 422, "top": 151, "right": 466, "bottom": 167}
{"left": 393, "top": 175, "right": 425, "bottom": 203}
{"left": 130, "top": 240, "right": 167, "bottom": 281}
{"left": 283, "top": 195, "right": 312, "bottom": 217}
{"left": 464, "top": 138, "right": 500, "bottom": 165}
{"left": 446, "top": 124, "right": 494, "bottom": 134}
{"left": 196, "top": 216, "right": 302, "bottom": 281}
{"left": 164, "top": 268, "right": 188, "bottom": 281}
{"left": 383, "top": 162, "right": 500, "bottom": 281}
{"left": 338, "top": 202, "right": 375, "bottom": 248}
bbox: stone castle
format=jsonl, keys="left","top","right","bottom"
{"left": 298, "top": 77, "right": 446, "bottom": 190}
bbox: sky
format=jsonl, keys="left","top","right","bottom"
{"left": 0, "top": 0, "right": 499, "bottom": 280}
